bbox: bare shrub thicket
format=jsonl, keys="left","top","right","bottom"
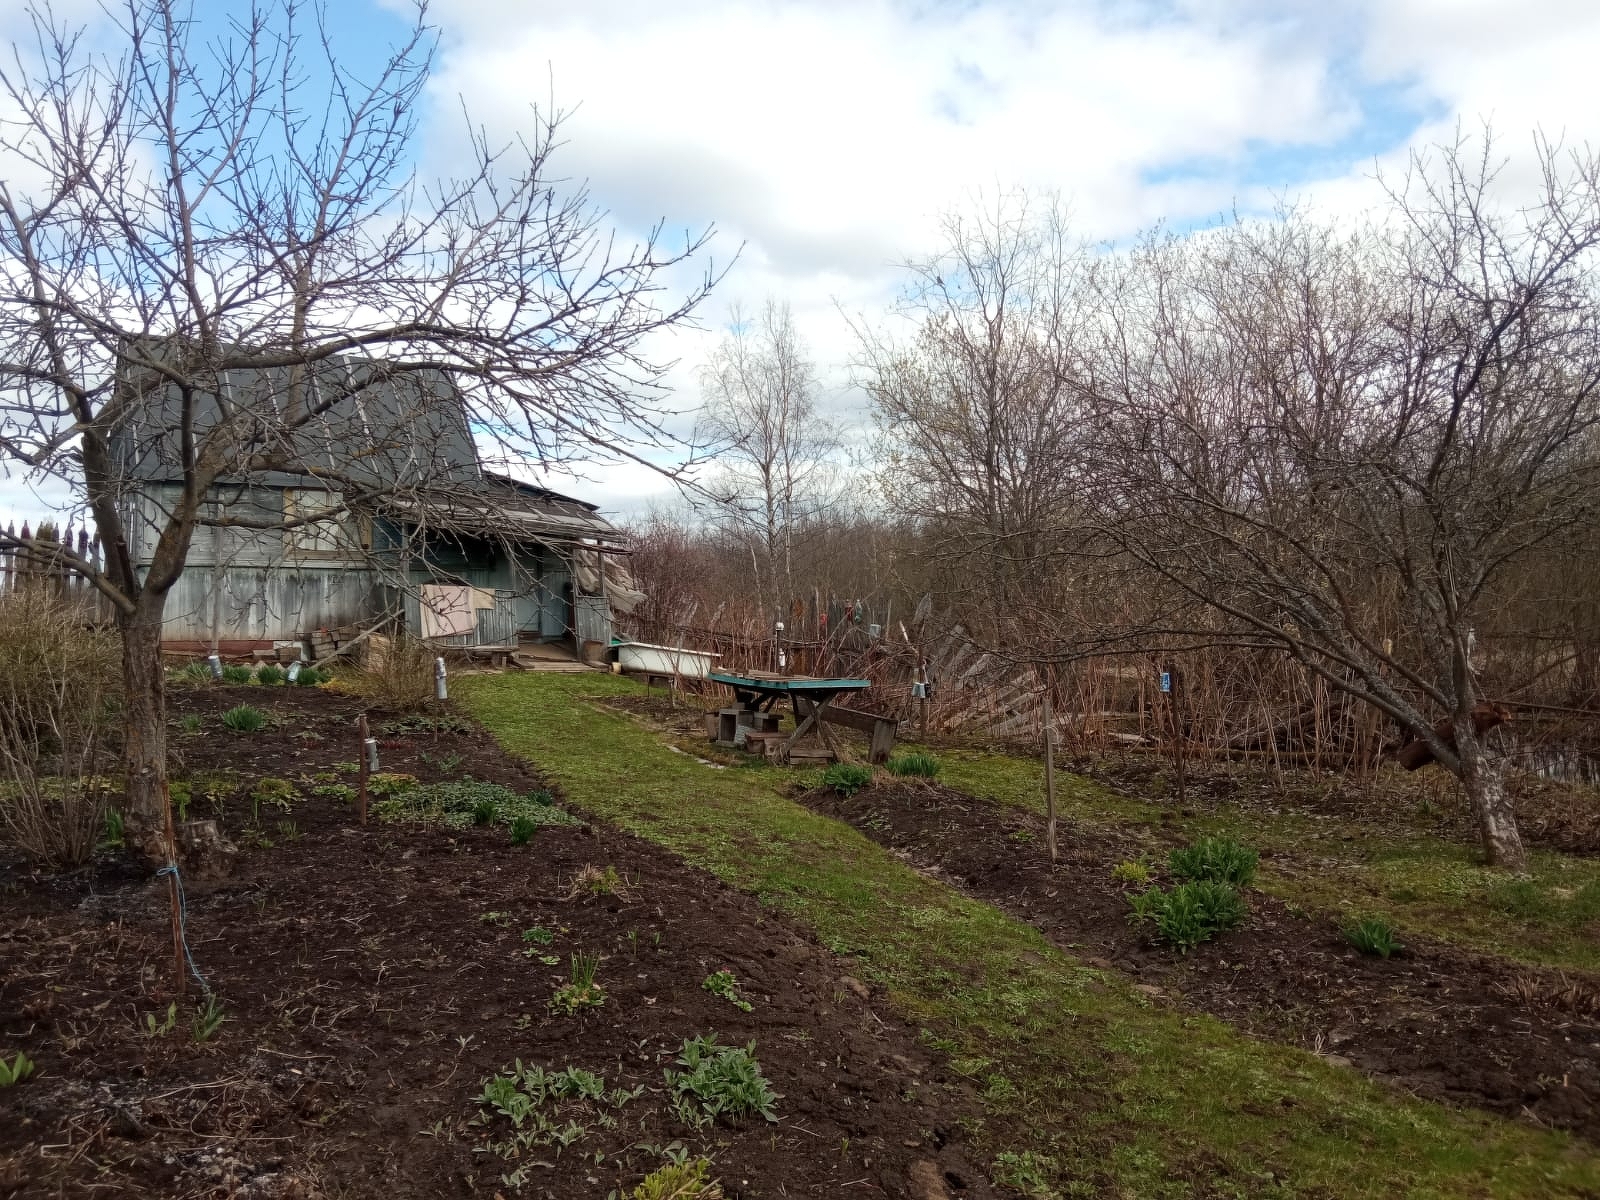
{"left": 0, "top": 588, "right": 122, "bottom": 865}
{"left": 357, "top": 637, "right": 438, "bottom": 711}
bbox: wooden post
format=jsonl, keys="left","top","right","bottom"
{"left": 357, "top": 714, "right": 370, "bottom": 825}
{"left": 162, "top": 780, "right": 186, "bottom": 995}
{"left": 1043, "top": 689, "right": 1058, "bottom": 865}
{"left": 1169, "top": 667, "right": 1186, "bottom": 805}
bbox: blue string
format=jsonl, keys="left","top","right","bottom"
{"left": 156, "top": 863, "right": 211, "bottom": 994}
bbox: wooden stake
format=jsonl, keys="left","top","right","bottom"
{"left": 1170, "top": 670, "right": 1187, "bottom": 805}
{"left": 357, "top": 713, "right": 370, "bottom": 826}
{"left": 1043, "top": 689, "right": 1058, "bottom": 865}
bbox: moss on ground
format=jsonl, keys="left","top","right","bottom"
{"left": 461, "top": 673, "right": 1600, "bottom": 1199}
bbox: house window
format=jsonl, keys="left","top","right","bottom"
{"left": 284, "top": 489, "right": 364, "bottom": 555}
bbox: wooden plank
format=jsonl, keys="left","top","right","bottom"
{"left": 800, "top": 702, "right": 898, "bottom": 736}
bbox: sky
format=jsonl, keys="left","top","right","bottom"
{"left": 5, "top": 0, "right": 1600, "bottom": 524}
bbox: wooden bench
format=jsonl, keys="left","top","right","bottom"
{"left": 795, "top": 700, "right": 901, "bottom": 764}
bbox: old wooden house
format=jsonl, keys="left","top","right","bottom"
{"left": 109, "top": 351, "right": 639, "bottom": 659}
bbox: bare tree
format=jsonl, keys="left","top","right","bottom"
{"left": 696, "top": 299, "right": 838, "bottom": 618}
{"left": 1089, "top": 134, "right": 1600, "bottom": 869}
{"left": 0, "top": 0, "right": 718, "bottom": 865}
{"left": 854, "top": 191, "right": 1108, "bottom": 652}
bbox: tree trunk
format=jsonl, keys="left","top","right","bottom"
{"left": 118, "top": 600, "right": 173, "bottom": 867}
{"left": 1458, "top": 736, "right": 1526, "bottom": 870}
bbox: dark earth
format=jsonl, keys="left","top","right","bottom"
{"left": 800, "top": 778, "right": 1600, "bottom": 1146}
{"left": 1, "top": 684, "right": 1011, "bottom": 1200}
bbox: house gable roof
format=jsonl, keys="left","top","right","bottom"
{"left": 108, "top": 345, "right": 621, "bottom": 544}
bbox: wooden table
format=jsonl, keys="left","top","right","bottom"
{"left": 708, "top": 671, "right": 872, "bottom": 762}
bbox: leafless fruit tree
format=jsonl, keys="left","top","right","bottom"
{"left": 0, "top": 0, "right": 718, "bottom": 865}
{"left": 1089, "top": 134, "right": 1600, "bottom": 869}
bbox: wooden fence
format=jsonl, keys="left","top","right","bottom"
{"left": 0, "top": 520, "right": 118, "bottom": 624}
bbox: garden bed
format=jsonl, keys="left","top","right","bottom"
{"left": 0, "top": 686, "right": 1008, "bottom": 1200}
{"left": 799, "top": 778, "right": 1600, "bottom": 1144}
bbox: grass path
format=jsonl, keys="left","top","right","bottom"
{"left": 935, "top": 750, "right": 1600, "bottom": 976}
{"left": 460, "top": 673, "right": 1600, "bottom": 1199}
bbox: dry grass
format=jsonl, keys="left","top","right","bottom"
{"left": 347, "top": 636, "right": 436, "bottom": 710}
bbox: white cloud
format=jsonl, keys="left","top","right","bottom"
{"left": 9, "top": 0, "right": 1600, "bottom": 518}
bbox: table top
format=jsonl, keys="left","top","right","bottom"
{"left": 709, "top": 671, "right": 871, "bottom": 693}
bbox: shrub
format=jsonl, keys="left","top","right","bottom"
{"left": 0, "top": 587, "right": 121, "bottom": 867}
{"left": 220, "top": 664, "right": 254, "bottom": 684}
{"left": 886, "top": 752, "right": 939, "bottom": 778}
{"left": 632, "top": 1159, "right": 723, "bottom": 1200}
{"left": 822, "top": 763, "right": 873, "bottom": 797}
{"left": 1128, "top": 880, "right": 1247, "bottom": 952}
{"left": 1345, "top": 916, "right": 1403, "bottom": 958}
{"left": 509, "top": 814, "right": 538, "bottom": 845}
{"left": 352, "top": 637, "right": 434, "bottom": 709}
{"left": 664, "top": 1034, "right": 779, "bottom": 1126}
{"left": 221, "top": 704, "right": 267, "bottom": 733}
{"left": 1169, "top": 836, "right": 1259, "bottom": 887}
{"left": 1111, "top": 859, "right": 1151, "bottom": 886}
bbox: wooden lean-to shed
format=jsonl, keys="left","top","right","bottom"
{"left": 108, "top": 347, "right": 640, "bottom": 661}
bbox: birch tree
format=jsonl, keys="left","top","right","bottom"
{"left": 696, "top": 299, "right": 837, "bottom": 617}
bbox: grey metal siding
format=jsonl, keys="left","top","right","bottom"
{"left": 575, "top": 593, "right": 611, "bottom": 646}
{"left": 158, "top": 566, "right": 382, "bottom": 642}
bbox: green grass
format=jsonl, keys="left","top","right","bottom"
{"left": 937, "top": 749, "right": 1600, "bottom": 975}
{"left": 460, "top": 673, "right": 1600, "bottom": 1199}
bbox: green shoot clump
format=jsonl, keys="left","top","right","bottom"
{"left": 221, "top": 704, "right": 267, "bottom": 733}
{"left": 702, "top": 969, "right": 754, "bottom": 1012}
{"left": 549, "top": 951, "right": 605, "bottom": 1014}
{"left": 220, "top": 664, "right": 254, "bottom": 684}
{"left": 1169, "top": 836, "right": 1259, "bottom": 887}
{"left": 255, "top": 664, "right": 284, "bottom": 685}
{"left": 886, "top": 752, "right": 940, "bottom": 778}
{"left": 1345, "top": 916, "right": 1403, "bottom": 958}
{"left": 1111, "top": 859, "right": 1151, "bottom": 886}
{"left": 0, "top": 1051, "right": 35, "bottom": 1086}
{"left": 822, "top": 763, "right": 872, "bottom": 797}
{"left": 1128, "top": 880, "right": 1247, "bottom": 952}
{"left": 632, "top": 1158, "right": 723, "bottom": 1200}
{"left": 663, "top": 1034, "right": 778, "bottom": 1126}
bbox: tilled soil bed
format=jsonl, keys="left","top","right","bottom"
{"left": 1, "top": 686, "right": 1008, "bottom": 1200}
{"left": 800, "top": 779, "right": 1600, "bottom": 1144}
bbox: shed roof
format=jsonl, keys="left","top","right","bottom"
{"left": 108, "top": 345, "right": 620, "bottom": 544}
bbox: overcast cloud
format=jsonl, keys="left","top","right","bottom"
{"left": 6, "top": 0, "right": 1600, "bottom": 522}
